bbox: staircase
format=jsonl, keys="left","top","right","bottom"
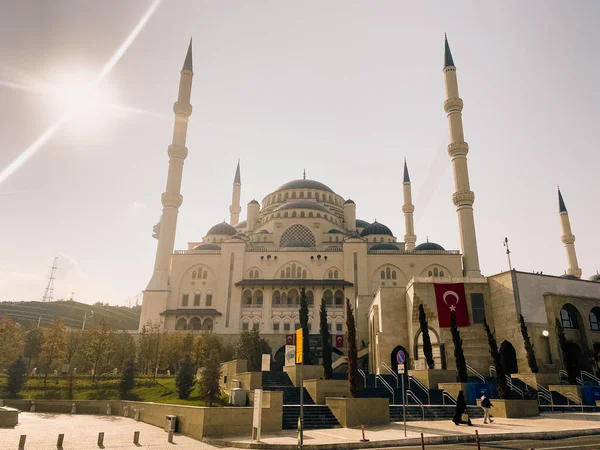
{"left": 390, "top": 405, "right": 484, "bottom": 422}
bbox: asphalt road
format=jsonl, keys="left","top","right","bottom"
{"left": 380, "top": 434, "right": 600, "bottom": 449}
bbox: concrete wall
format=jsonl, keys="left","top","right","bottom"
{"left": 549, "top": 385, "right": 584, "bottom": 404}
{"left": 476, "top": 399, "right": 539, "bottom": 418}
{"left": 0, "top": 407, "right": 18, "bottom": 427}
{"left": 284, "top": 365, "right": 323, "bottom": 386}
{"left": 234, "top": 372, "right": 263, "bottom": 391}
{"left": 326, "top": 397, "right": 389, "bottom": 428}
{"left": 220, "top": 360, "right": 247, "bottom": 391}
{"left": 410, "top": 370, "right": 457, "bottom": 389}
{"left": 304, "top": 379, "right": 349, "bottom": 404}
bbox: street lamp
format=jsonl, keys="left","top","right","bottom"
{"left": 542, "top": 330, "right": 549, "bottom": 337}
{"left": 82, "top": 310, "right": 94, "bottom": 331}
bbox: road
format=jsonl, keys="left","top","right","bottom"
{"left": 381, "top": 434, "right": 600, "bottom": 449}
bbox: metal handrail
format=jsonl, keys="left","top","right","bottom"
{"left": 489, "top": 366, "right": 496, "bottom": 377}
{"left": 408, "top": 375, "right": 430, "bottom": 404}
{"left": 581, "top": 371, "right": 600, "bottom": 386}
{"left": 505, "top": 375, "right": 524, "bottom": 399}
{"left": 559, "top": 369, "right": 568, "bottom": 381}
{"left": 442, "top": 391, "right": 457, "bottom": 406}
{"left": 565, "top": 392, "right": 584, "bottom": 412}
{"left": 576, "top": 377, "right": 584, "bottom": 387}
{"left": 381, "top": 362, "right": 399, "bottom": 388}
{"left": 466, "top": 365, "right": 485, "bottom": 383}
{"left": 358, "top": 368, "right": 367, "bottom": 388}
{"left": 406, "top": 390, "right": 425, "bottom": 420}
{"left": 537, "top": 389, "right": 554, "bottom": 412}
{"left": 376, "top": 374, "right": 395, "bottom": 405}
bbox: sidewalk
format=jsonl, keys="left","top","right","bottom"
{"left": 206, "top": 414, "right": 600, "bottom": 449}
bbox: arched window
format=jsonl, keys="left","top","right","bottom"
{"left": 391, "top": 271, "right": 396, "bottom": 280}
{"left": 242, "top": 320, "right": 249, "bottom": 331}
{"left": 329, "top": 270, "right": 333, "bottom": 279}
{"left": 189, "top": 317, "right": 201, "bottom": 331}
{"left": 300, "top": 211, "right": 305, "bottom": 218}
{"left": 434, "top": 268, "right": 439, "bottom": 277}
{"left": 292, "top": 211, "right": 297, "bottom": 218}
{"left": 182, "top": 292, "right": 189, "bottom": 307}
{"left": 253, "top": 290, "right": 263, "bottom": 306}
{"left": 284, "top": 212, "right": 288, "bottom": 217}
{"left": 386, "top": 267, "right": 391, "bottom": 280}
{"left": 291, "top": 264, "right": 296, "bottom": 275}
{"left": 281, "top": 270, "right": 285, "bottom": 278}
{"left": 175, "top": 318, "right": 187, "bottom": 330}
{"left": 589, "top": 308, "right": 600, "bottom": 331}
{"left": 309, "top": 212, "right": 313, "bottom": 218}
{"left": 306, "top": 290, "right": 314, "bottom": 307}
{"left": 381, "top": 271, "right": 385, "bottom": 280}
{"left": 285, "top": 193, "right": 289, "bottom": 200}
{"left": 297, "top": 267, "right": 302, "bottom": 278}
{"left": 273, "top": 319, "right": 280, "bottom": 332}
{"left": 192, "top": 270, "right": 197, "bottom": 279}
{"left": 334, "top": 290, "right": 344, "bottom": 307}
{"left": 428, "top": 271, "right": 433, "bottom": 276}
{"left": 300, "top": 192, "right": 304, "bottom": 199}
{"left": 286, "top": 267, "right": 291, "bottom": 278}
{"left": 329, "top": 236, "right": 332, "bottom": 242}
{"left": 315, "top": 193, "right": 319, "bottom": 201}
{"left": 335, "top": 236, "right": 339, "bottom": 242}
{"left": 273, "top": 291, "right": 281, "bottom": 306}
{"left": 249, "top": 270, "right": 254, "bottom": 279}
{"left": 242, "top": 289, "right": 253, "bottom": 306}
{"left": 334, "top": 270, "right": 339, "bottom": 279}
{"left": 317, "top": 213, "right": 321, "bottom": 218}
{"left": 380, "top": 237, "right": 384, "bottom": 243}
{"left": 203, "top": 270, "right": 208, "bottom": 279}
{"left": 202, "top": 318, "right": 213, "bottom": 331}
{"left": 323, "top": 290, "right": 333, "bottom": 306}
{"left": 194, "top": 292, "right": 201, "bottom": 306}
{"left": 283, "top": 320, "right": 291, "bottom": 332}
{"left": 288, "top": 289, "right": 299, "bottom": 306}
{"left": 560, "top": 304, "right": 579, "bottom": 329}
{"left": 292, "top": 192, "right": 296, "bottom": 199}
{"left": 440, "top": 271, "right": 445, "bottom": 277}
{"left": 302, "top": 270, "right": 307, "bottom": 279}
{"left": 308, "top": 192, "right": 312, "bottom": 199}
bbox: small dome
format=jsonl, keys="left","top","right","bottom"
{"left": 257, "top": 229, "right": 269, "bottom": 234}
{"left": 193, "top": 243, "right": 221, "bottom": 251}
{"left": 275, "top": 201, "right": 330, "bottom": 213}
{"left": 360, "top": 221, "right": 393, "bottom": 237}
{"left": 561, "top": 274, "right": 580, "bottom": 280}
{"left": 276, "top": 179, "right": 334, "bottom": 193}
{"left": 207, "top": 221, "right": 237, "bottom": 236}
{"left": 281, "top": 239, "right": 314, "bottom": 248}
{"left": 344, "top": 199, "right": 355, "bottom": 205}
{"left": 414, "top": 242, "right": 446, "bottom": 251}
{"left": 229, "top": 235, "right": 244, "bottom": 240}
{"left": 589, "top": 273, "right": 600, "bottom": 282}
{"left": 356, "top": 219, "right": 370, "bottom": 229}
{"left": 234, "top": 220, "right": 247, "bottom": 229}
{"left": 328, "top": 229, "right": 344, "bottom": 234}
{"left": 249, "top": 199, "right": 260, "bottom": 205}
{"left": 370, "top": 243, "right": 400, "bottom": 250}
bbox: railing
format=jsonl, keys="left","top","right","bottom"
{"left": 358, "top": 368, "right": 367, "bottom": 388}
{"left": 565, "top": 392, "right": 584, "bottom": 412}
{"left": 408, "top": 375, "right": 431, "bottom": 404}
{"left": 489, "top": 366, "right": 496, "bottom": 377}
{"left": 535, "top": 383, "right": 554, "bottom": 412}
{"left": 466, "top": 365, "right": 485, "bottom": 383}
{"left": 406, "top": 390, "right": 425, "bottom": 420}
{"left": 576, "top": 377, "right": 584, "bottom": 387}
{"left": 559, "top": 369, "right": 568, "bottom": 382}
{"left": 581, "top": 371, "right": 600, "bottom": 386}
{"left": 376, "top": 374, "right": 395, "bottom": 405}
{"left": 505, "top": 375, "right": 524, "bottom": 399}
{"left": 442, "top": 391, "right": 457, "bottom": 406}
{"left": 381, "top": 362, "right": 399, "bottom": 388}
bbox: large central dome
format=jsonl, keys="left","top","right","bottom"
{"left": 275, "top": 179, "right": 335, "bottom": 193}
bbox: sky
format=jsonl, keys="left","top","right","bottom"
{"left": 1, "top": 0, "right": 599, "bottom": 306}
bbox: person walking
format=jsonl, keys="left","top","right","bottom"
{"left": 452, "top": 391, "right": 472, "bottom": 426}
{"left": 481, "top": 393, "right": 494, "bottom": 424}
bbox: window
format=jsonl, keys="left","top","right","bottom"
{"left": 189, "top": 317, "right": 201, "bottom": 330}
{"left": 323, "top": 290, "right": 333, "bottom": 306}
{"left": 253, "top": 323, "right": 260, "bottom": 331}
{"left": 334, "top": 270, "right": 339, "bottom": 279}
{"left": 434, "top": 268, "right": 439, "bottom": 277}
{"left": 243, "top": 290, "right": 253, "bottom": 306}
{"left": 329, "top": 270, "right": 333, "bottom": 279}
{"left": 471, "top": 293, "right": 485, "bottom": 324}
{"left": 336, "top": 323, "right": 343, "bottom": 333}
{"left": 273, "top": 322, "right": 280, "bottom": 332}
{"left": 440, "top": 271, "right": 445, "bottom": 277}
{"left": 283, "top": 322, "right": 290, "bottom": 331}
{"left": 202, "top": 318, "right": 213, "bottom": 331}
{"left": 561, "top": 305, "right": 579, "bottom": 329}
{"left": 302, "top": 270, "right": 307, "bottom": 279}
{"left": 386, "top": 267, "right": 391, "bottom": 279}
{"left": 590, "top": 308, "right": 600, "bottom": 331}
{"left": 381, "top": 270, "right": 385, "bottom": 280}
{"left": 192, "top": 270, "right": 197, "bottom": 279}
{"left": 242, "top": 322, "right": 249, "bottom": 331}
{"left": 327, "top": 322, "right": 332, "bottom": 332}
{"left": 194, "top": 293, "right": 200, "bottom": 306}
{"left": 428, "top": 271, "right": 433, "bottom": 276}
{"left": 294, "top": 322, "right": 301, "bottom": 331}
{"left": 206, "top": 294, "right": 212, "bottom": 306}
{"left": 329, "top": 236, "right": 332, "bottom": 242}
{"left": 306, "top": 290, "right": 314, "bottom": 307}
{"left": 297, "top": 267, "right": 302, "bottom": 278}
{"left": 334, "top": 290, "right": 344, "bottom": 307}
{"left": 308, "top": 192, "right": 312, "bottom": 199}
{"left": 286, "top": 267, "right": 291, "bottom": 278}
{"left": 315, "top": 193, "right": 319, "bottom": 201}
{"left": 292, "top": 192, "right": 296, "bottom": 199}
{"left": 300, "top": 192, "right": 304, "bottom": 199}
{"left": 292, "top": 211, "right": 297, "bottom": 218}
{"left": 182, "top": 293, "right": 189, "bottom": 307}
{"left": 309, "top": 212, "right": 313, "bottom": 218}
{"left": 249, "top": 271, "right": 254, "bottom": 279}
{"left": 273, "top": 291, "right": 281, "bottom": 306}
{"left": 281, "top": 270, "right": 285, "bottom": 278}
{"left": 391, "top": 270, "right": 396, "bottom": 280}
{"left": 284, "top": 212, "right": 288, "bottom": 217}
{"left": 203, "top": 270, "right": 208, "bottom": 279}
{"left": 253, "top": 290, "right": 263, "bottom": 306}
{"left": 300, "top": 212, "right": 305, "bottom": 218}
{"left": 175, "top": 318, "right": 187, "bottom": 330}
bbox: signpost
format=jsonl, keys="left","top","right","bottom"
{"left": 261, "top": 354, "right": 271, "bottom": 372}
{"left": 296, "top": 328, "right": 304, "bottom": 449}
{"left": 285, "top": 345, "right": 296, "bottom": 367}
{"left": 252, "top": 389, "right": 263, "bottom": 442}
{"left": 396, "top": 350, "right": 406, "bottom": 437}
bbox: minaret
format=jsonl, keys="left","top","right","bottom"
{"left": 558, "top": 188, "right": 582, "bottom": 278}
{"left": 146, "top": 40, "right": 194, "bottom": 291}
{"left": 229, "top": 160, "right": 241, "bottom": 225}
{"left": 402, "top": 159, "right": 417, "bottom": 251}
{"left": 443, "top": 35, "right": 481, "bottom": 277}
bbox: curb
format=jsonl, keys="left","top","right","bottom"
{"left": 203, "top": 427, "right": 600, "bottom": 449}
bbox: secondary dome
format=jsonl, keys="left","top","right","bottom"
{"left": 589, "top": 273, "right": 600, "bottom": 282}
{"left": 328, "top": 229, "right": 344, "bottom": 234}
{"left": 276, "top": 179, "right": 334, "bottom": 193}
{"left": 356, "top": 219, "right": 370, "bottom": 229}
{"left": 561, "top": 274, "right": 580, "bottom": 280}
{"left": 234, "top": 220, "right": 247, "bottom": 229}
{"left": 360, "top": 221, "right": 393, "bottom": 237}
{"left": 275, "top": 201, "right": 330, "bottom": 213}
{"left": 207, "top": 221, "right": 237, "bottom": 236}
{"left": 414, "top": 242, "right": 446, "bottom": 251}
{"left": 370, "top": 242, "right": 401, "bottom": 250}
{"left": 193, "top": 243, "right": 221, "bottom": 250}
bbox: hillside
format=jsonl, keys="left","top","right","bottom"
{"left": 0, "top": 300, "right": 140, "bottom": 330}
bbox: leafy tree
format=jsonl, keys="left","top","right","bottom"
{"left": 0, "top": 317, "right": 24, "bottom": 369}
{"left": 450, "top": 313, "right": 468, "bottom": 382}
{"left": 198, "top": 347, "right": 221, "bottom": 405}
{"left": 555, "top": 318, "right": 577, "bottom": 384}
{"left": 5, "top": 355, "right": 27, "bottom": 398}
{"left": 119, "top": 359, "right": 136, "bottom": 399}
{"left": 234, "top": 330, "right": 272, "bottom": 372}
{"left": 175, "top": 353, "right": 196, "bottom": 399}
{"left": 40, "top": 320, "right": 66, "bottom": 393}
{"left": 23, "top": 328, "right": 44, "bottom": 371}
{"left": 111, "top": 332, "right": 137, "bottom": 373}
{"left": 418, "top": 304, "right": 435, "bottom": 369}
{"left": 137, "top": 321, "right": 161, "bottom": 375}
{"left": 345, "top": 297, "right": 360, "bottom": 398}
{"left": 320, "top": 299, "right": 332, "bottom": 379}
{"left": 192, "top": 333, "right": 223, "bottom": 368}
{"left": 520, "top": 314, "right": 539, "bottom": 373}
{"left": 88, "top": 318, "right": 112, "bottom": 381}
{"left": 483, "top": 317, "right": 508, "bottom": 399}
{"left": 299, "top": 288, "right": 311, "bottom": 364}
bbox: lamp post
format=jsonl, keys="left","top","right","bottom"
{"left": 82, "top": 310, "right": 94, "bottom": 331}
{"left": 503, "top": 237, "right": 513, "bottom": 271}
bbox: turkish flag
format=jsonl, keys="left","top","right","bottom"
{"left": 434, "top": 283, "right": 470, "bottom": 328}
{"left": 335, "top": 335, "right": 343, "bottom": 348}
{"left": 286, "top": 334, "right": 295, "bottom": 345}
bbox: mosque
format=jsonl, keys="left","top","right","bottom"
{"left": 140, "top": 38, "right": 600, "bottom": 377}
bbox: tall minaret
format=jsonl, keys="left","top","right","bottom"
{"left": 558, "top": 187, "right": 582, "bottom": 278}
{"left": 402, "top": 159, "right": 416, "bottom": 251}
{"left": 229, "top": 160, "right": 241, "bottom": 225}
{"left": 443, "top": 35, "right": 481, "bottom": 277}
{"left": 146, "top": 40, "right": 194, "bottom": 291}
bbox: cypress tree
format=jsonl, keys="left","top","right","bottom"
{"left": 199, "top": 347, "right": 221, "bottom": 406}
{"left": 345, "top": 297, "right": 360, "bottom": 398}
{"left": 175, "top": 353, "right": 196, "bottom": 399}
{"left": 299, "top": 288, "right": 311, "bottom": 364}
{"left": 520, "top": 314, "right": 539, "bottom": 373}
{"left": 119, "top": 359, "right": 136, "bottom": 399}
{"left": 555, "top": 318, "right": 576, "bottom": 384}
{"left": 6, "top": 355, "right": 27, "bottom": 398}
{"left": 418, "top": 304, "right": 435, "bottom": 369}
{"left": 320, "top": 298, "right": 333, "bottom": 379}
{"left": 483, "top": 317, "right": 508, "bottom": 399}
{"left": 450, "top": 313, "right": 468, "bottom": 382}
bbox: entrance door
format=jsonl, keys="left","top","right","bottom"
{"left": 499, "top": 341, "right": 519, "bottom": 374}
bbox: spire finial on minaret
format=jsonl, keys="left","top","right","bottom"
{"left": 444, "top": 34, "right": 455, "bottom": 68}
{"left": 234, "top": 159, "right": 241, "bottom": 184}
{"left": 303, "top": 169, "right": 306, "bottom": 180}
{"left": 403, "top": 158, "right": 410, "bottom": 183}
{"left": 557, "top": 186, "right": 581, "bottom": 278}
{"left": 558, "top": 186, "right": 567, "bottom": 213}
{"left": 230, "top": 159, "right": 242, "bottom": 225}
{"left": 182, "top": 37, "right": 193, "bottom": 72}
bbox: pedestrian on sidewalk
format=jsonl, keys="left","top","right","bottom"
{"left": 480, "top": 393, "right": 494, "bottom": 424}
{"left": 452, "top": 391, "right": 472, "bottom": 426}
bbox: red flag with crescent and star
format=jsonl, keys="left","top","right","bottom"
{"left": 434, "top": 283, "right": 470, "bottom": 328}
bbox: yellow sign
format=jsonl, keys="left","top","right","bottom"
{"left": 295, "top": 328, "right": 303, "bottom": 364}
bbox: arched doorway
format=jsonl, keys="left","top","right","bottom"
{"left": 565, "top": 342, "right": 589, "bottom": 375}
{"left": 390, "top": 345, "right": 410, "bottom": 374}
{"left": 273, "top": 346, "right": 285, "bottom": 371}
{"left": 414, "top": 327, "right": 442, "bottom": 369}
{"left": 499, "top": 341, "right": 518, "bottom": 374}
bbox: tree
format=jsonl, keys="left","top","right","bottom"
{"left": 520, "top": 314, "right": 539, "bottom": 374}
{"left": 5, "top": 355, "right": 27, "bottom": 398}
{"left": 119, "top": 359, "right": 136, "bottom": 399}
{"left": 175, "top": 353, "right": 196, "bottom": 399}
{"left": 23, "top": 328, "right": 44, "bottom": 371}
{"left": 234, "top": 330, "right": 272, "bottom": 372}
{"left": 450, "top": 313, "right": 468, "bottom": 382}
{"left": 0, "top": 317, "right": 24, "bottom": 369}
{"left": 418, "top": 304, "right": 435, "bottom": 369}
{"left": 40, "top": 320, "right": 67, "bottom": 393}
{"left": 320, "top": 298, "right": 333, "bottom": 379}
{"left": 88, "top": 318, "right": 112, "bottom": 381}
{"left": 345, "top": 297, "right": 360, "bottom": 398}
{"left": 299, "top": 288, "right": 311, "bottom": 365}
{"left": 111, "top": 332, "right": 137, "bottom": 373}
{"left": 483, "top": 317, "right": 508, "bottom": 399}
{"left": 198, "top": 347, "right": 221, "bottom": 405}
{"left": 555, "top": 318, "right": 577, "bottom": 384}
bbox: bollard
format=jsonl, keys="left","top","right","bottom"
{"left": 134, "top": 409, "right": 140, "bottom": 421}
{"left": 167, "top": 430, "right": 174, "bottom": 443}
{"left": 30, "top": 401, "right": 35, "bottom": 412}
{"left": 71, "top": 403, "right": 76, "bottom": 415}
{"left": 57, "top": 434, "right": 64, "bottom": 449}
{"left": 475, "top": 429, "right": 481, "bottom": 450}
{"left": 421, "top": 432, "right": 425, "bottom": 450}
{"left": 18, "top": 435, "right": 26, "bottom": 450}
{"left": 359, "top": 424, "right": 369, "bottom": 442}
{"left": 106, "top": 404, "right": 111, "bottom": 415}
{"left": 97, "top": 432, "right": 104, "bottom": 447}
{"left": 123, "top": 405, "right": 129, "bottom": 417}
{"left": 133, "top": 431, "right": 140, "bottom": 445}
